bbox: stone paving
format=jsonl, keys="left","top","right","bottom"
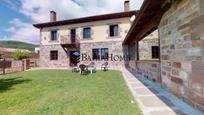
{"left": 122, "top": 68, "right": 203, "bottom": 115}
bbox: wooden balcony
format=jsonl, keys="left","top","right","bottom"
{"left": 60, "top": 35, "right": 80, "bottom": 49}
{"left": 60, "top": 35, "right": 80, "bottom": 44}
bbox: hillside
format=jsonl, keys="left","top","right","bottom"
{"left": 0, "top": 41, "right": 39, "bottom": 51}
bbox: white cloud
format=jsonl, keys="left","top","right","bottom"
{"left": 4, "top": 0, "right": 143, "bottom": 44}
{"left": 5, "top": 18, "right": 39, "bottom": 44}
{"left": 20, "top": 0, "right": 136, "bottom": 23}
{"left": 130, "top": 0, "right": 144, "bottom": 10}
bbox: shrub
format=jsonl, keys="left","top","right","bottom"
{"left": 166, "top": 0, "right": 181, "bottom": 5}
{"left": 12, "top": 50, "right": 30, "bottom": 60}
{"left": 0, "top": 52, "right": 3, "bottom": 59}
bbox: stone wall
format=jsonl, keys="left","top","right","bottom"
{"left": 139, "top": 30, "right": 159, "bottom": 60}
{"left": 139, "top": 38, "right": 159, "bottom": 60}
{"left": 80, "top": 41, "right": 125, "bottom": 69}
{"left": 136, "top": 60, "right": 161, "bottom": 84}
{"left": 40, "top": 45, "right": 70, "bottom": 68}
{"left": 40, "top": 41, "right": 125, "bottom": 69}
{"left": 11, "top": 60, "right": 24, "bottom": 72}
{"left": 0, "top": 59, "right": 30, "bottom": 74}
{"left": 127, "top": 43, "right": 136, "bottom": 69}
{"left": 124, "top": 44, "right": 161, "bottom": 85}
{"left": 159, "top": 0, "right": 204, "bottom": 112}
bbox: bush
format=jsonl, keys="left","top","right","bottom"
{"left": 12, "top": 50, "right": 30, "bottom": 60}
{"left": 0, "top": 52, "right": 3, "bottom": 59}
{"left": 166, "top": 0, "right": 181, "bottom": 5}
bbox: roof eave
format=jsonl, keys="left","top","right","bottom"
{"left": 123, "top": 0, "right": 171, "bottom": 45}
{"left": 33, "top": 11, "right": 137, "bottom": 29}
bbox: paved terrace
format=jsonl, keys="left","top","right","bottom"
{"left": 122, "top": 67, "right": 203, "bottom": 115}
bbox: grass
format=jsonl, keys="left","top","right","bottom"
{"left": 0, "top": 70, "right": 141, "bottom": 115}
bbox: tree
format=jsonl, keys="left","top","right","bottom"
{"left": 12, "top": 50, "right": 30, "bottom": 60}
{"left": 0, "top": 52, "right": 3, "bottom": 59}
{"left": 166, "top": 0, "right": 181, "bottom": 5}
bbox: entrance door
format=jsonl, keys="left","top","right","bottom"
{"left": 70, "top": 29, "right": 76, "bottom": 43}
{"left": 70, "top": 51, "right": 80, "bottom": 66}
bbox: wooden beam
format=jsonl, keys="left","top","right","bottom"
{"left": 123, "top": 0, "right": 171, "bottom": 45}
{"left": 136, "top": 41, "right": 139, "bottom": 60}
{"left": 123, "top": 0, "right": 152, "bottom": 44}
{"left": 137, "top": 4, "right": 170, "bottom": 41}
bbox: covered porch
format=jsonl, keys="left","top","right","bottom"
{"left": 123, "top": 0, "right": 204, "bottom": 113}
{"left": 123, "top": 0, "right": 170, "bottom": 85}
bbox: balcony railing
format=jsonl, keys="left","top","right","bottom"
{"left": 60, "top": 35, "right": 80, "bottom": 45}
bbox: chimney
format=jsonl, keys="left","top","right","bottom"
{"left": 124, "top": 0, "right": 130, "bottom": 12}
{"left": 50, "top": 11, "right": 56, "bottom": 22}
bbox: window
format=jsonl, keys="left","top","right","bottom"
{"left": 92, "top": 49, "right": 100, "bottom": 60}
{"left": 83, "top": 27, "right": 91, "bottom": 39}
{"left": 50, "top": 51, "right": 58, "bottom": 60}
{"left": 51, "top": 31, "right": 58, "bottom": 41}
{"left": 101, "top": 48, "right": 109, "bottom": 60}
{"left": 109, "top": 25, "right": 119, "bottom": 37}
{"left": 152, "top": 46, "right": 159, "bottom": 59}
{"left": 92, "top": 48, "right": 109, "bottom": 61}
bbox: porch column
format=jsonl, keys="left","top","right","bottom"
{"left": 135, "top": 40, "right": 139, "bottom": 61}
{"left": 135, "top": 40, "right": 139, "bottom": 69}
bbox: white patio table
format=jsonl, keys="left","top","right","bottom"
{"left": 79, "top": 66, "right": 95, "bottom": 74}
{"left": 87, "top": 66, "right": 95, "bottom": 74}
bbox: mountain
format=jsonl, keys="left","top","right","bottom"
{"left": 0, "top": 41, "right": 39, "bottom": 51}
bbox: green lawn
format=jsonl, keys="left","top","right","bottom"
{"left": 0, "top": 70, "right": 141, "bottom": 115}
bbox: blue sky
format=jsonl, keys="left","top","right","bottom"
{"left": 0, "top": 1, "right": 31, "bottom": 37}
{"left": 0, "top": 0, "right": 143, "bottom": 44}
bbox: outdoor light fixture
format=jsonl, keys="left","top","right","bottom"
{"left": 130, "top": 15, "right": 136, "bottom": 22}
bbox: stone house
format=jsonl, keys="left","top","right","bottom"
{"left": 123, "top": 0, "right": 204, "bottom": 112}
{"left": 33, "top": 1, "right": 159, "bottom": 69}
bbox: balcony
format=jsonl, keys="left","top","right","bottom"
{"left": 60, "top": 35, "right": 80, "bottom": 44}
{"left": 60, "top": 35, "right": 80, "bottom": 49}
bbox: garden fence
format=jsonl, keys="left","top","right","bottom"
{"left": 0, "top": 59, "right": 30, "bottom": 75}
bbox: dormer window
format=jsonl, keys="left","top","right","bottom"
{"left": 51, "top": 31, "right": 57, "bottom": 41}
{"left": 83, "top": 27, "right": 91, "bottom": 39}
{"left": 109, "top": 25, "right": 119, "bottom": 37}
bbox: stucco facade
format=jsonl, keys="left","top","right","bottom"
{"left": 40, "top": 18, "right": 131, "bottom": 45}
